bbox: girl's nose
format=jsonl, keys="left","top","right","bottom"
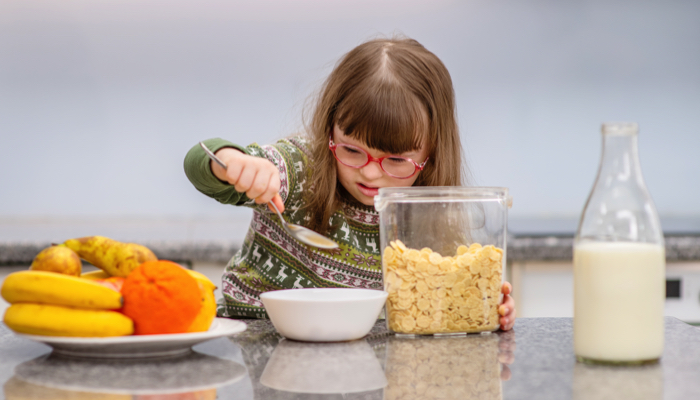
{"left": 359, "top": 160, "right": 384, "bottom": 180}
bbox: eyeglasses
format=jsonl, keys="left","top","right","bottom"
{"left": 329, "top": 137, "right": 428, "bottom": 179}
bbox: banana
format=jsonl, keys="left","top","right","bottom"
{"left": 187, "top": 279, "right": 217, "bottom": 333}
{"left": 63, "top": 236, "right": 157, "bottom": 277}
{"left": 1, "top": 271, "right": 122, "bottom": 310}
{"left": 184, "top": 269, "right": 217, "bottom": 291}
{"left": 3, "top": 303, "right": 133, "bottom": 337}
{"left": 80, "top": 270, "right": 111, "bottom": 280}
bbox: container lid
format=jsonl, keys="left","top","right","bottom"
{"left": 374, "top": 186, "right": 511, "bottom": 211}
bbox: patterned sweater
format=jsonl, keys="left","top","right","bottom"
{"left": 184, "top": 136, "right": 383, "bottom": 319}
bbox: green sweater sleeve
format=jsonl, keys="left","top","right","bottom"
{"left": 183, "top": 138, "right": 251, "bottom": 206}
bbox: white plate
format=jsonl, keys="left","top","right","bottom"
{"left": 15, "top": 318, "right": 247, "bottom": 358}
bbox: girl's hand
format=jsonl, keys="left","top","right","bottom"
{"left": 211, "top": 147, "right": 285, "bottom": 212}
{"left": 498, "top": 282, "right": 516, "bottom": 331}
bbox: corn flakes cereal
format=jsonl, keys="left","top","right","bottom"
{"left": 383, "top": 241, "right": 504, "bottom": 334}
{"left": 428, "top": 252, "right": 442, "bottom": 265}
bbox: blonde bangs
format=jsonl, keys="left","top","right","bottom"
{"left": 335, "top": 77, "right": 428, "bottom": 154}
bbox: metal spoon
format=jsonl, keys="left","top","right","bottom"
{"left": 199, "top": 142, "right": 339, "bottom": 249}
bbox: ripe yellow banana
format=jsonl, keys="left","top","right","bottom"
{"left": 80, "top": 270, "right": 111, "bottom": 280}
{"left": 187, "top": 279, "right": 217, "bottom": 333}
{"left": 184, "top": 269, "right": 217, "bottom": 291}
{"left": 3, "top": 303, "right": 133, "bottom": 337}
{"left": 1, "top": 271, "right": 122, "bottom": 310}
{"left": 63, "top": 236, "right": 157, "bottom": 277}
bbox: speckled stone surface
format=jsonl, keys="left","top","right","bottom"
{"left": 2, "top": 317, "right": 699, "bottom": 399}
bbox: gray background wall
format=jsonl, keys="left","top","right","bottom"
{"left": 1, "top": 0, "right": 699, "bottom": 235}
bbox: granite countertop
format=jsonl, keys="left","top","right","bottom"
{"left": 1, "top": 317, "right": 699, "bottom": 399}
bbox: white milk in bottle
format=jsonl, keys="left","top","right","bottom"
{"left": 574, "top": 242, "right": 665, "bottom": 362}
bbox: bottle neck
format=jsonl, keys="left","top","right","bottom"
{"left": 598, "top": 132, "right": 644, "bottom": 187}
{"left": 575, "top": 124, "right": 664, "bottom": 245}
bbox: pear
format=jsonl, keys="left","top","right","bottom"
{"left": 30, "top": 245, "right": 82, "bottom": 276}
{"left": 63, "top": 236, "right": 157, "bottom": 278}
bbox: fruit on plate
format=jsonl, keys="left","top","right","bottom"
{"left": 94, "top": 276, "right": 126, "bottom": 293}
{"left": 63, "top": 236, "right": 157, "bottom": 277}
{"left": 29, "top": 244, "right": 82, "bottom": 276}
{"left": 80, "top": 269, "right": 111, "bottom": 280}
{"left": 1, "top": 270, "right": 123, "bottom": 310}
{"left": 3, "top": 303, "right": 133, "bottom": 337}
{"left": 184, "top": 268, "right": 215, "bottom": 287}
{"left": 121, "top": 260, "right": 202, "bottom": 335}
{"left": 186, "top": 270, "right": 218, "bottom": 333}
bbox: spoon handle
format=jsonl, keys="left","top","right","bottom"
{"left": 267, "top": 199, "right": 287, "bottom": 224}
{"left": 200, "top": 142, "right": 229, "bottom": 171}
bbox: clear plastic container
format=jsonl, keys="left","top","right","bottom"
{"left": 374, "top": 187, "right": 511, "bottom": 335}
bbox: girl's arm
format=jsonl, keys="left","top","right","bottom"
{"left": 185, "top": 137, "right": 310, "bottom": 213}
{"left": 184, "top": 138, "right": 265, "bottom": 207}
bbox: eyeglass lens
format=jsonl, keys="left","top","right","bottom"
{"left": 334, "top": 144, "right": 417, "bottom": 178}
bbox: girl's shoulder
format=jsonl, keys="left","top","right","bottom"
{"left": 255, "top": 135, "right": 312, "bottom": 210}
{"left": 276, "top": 135, "right": 312, "bottom": 159}
{"left": 250, "top": 135, "right": 311, "bottom": 166}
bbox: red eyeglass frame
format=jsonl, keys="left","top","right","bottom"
{"left": 328, "top": 136, "right": 429, "bottom": 179}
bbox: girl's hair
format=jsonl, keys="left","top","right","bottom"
{"left": 304, "top": 36, "right": 466, "bottom": 234}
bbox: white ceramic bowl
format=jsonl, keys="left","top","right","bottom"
{"left": 260, "top": 288, "right": 388, "bottom": 342}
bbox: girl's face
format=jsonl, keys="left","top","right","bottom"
{"left": 332, "top": 124, "right": 429, "bottom": 207}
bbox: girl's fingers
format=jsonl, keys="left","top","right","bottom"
{"left": 498, "top": 281, "right": 516, "bottom": 330}
{"left": 234, "top": 166, "right": 256, "bottom": 194}
{"left": 268, "top": 193, "right": 285, "bottom": 213}
{"left": 254, "top": 169, "right": 281, "bottom": 205}
{"left": 499, "top": 299, "right": 516, "bottom": 330}
{"left": 222, "top": 158, "right": 242, "bottom": 186}
{"left": 248, "top": 166, "right": 281, "bottom": 207}
{"left": 498, "top": 291, "right": 516, "bottom": 330}
{"left": 500, "top": 314, "right": 514, "bottom": 331}
{"left": 499, "top": 295, "right": 515, "bottom": 316}
{"left": 249, "top": 169, "right": 272, "bottom": 202}
{"left": 501, "top": 281, "right": 512, "bottom": 295}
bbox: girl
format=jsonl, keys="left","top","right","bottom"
{"left": 184, "top": 36, "right": 516, "bottom": 330}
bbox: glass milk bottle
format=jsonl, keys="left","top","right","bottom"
{"left": 574, "top": 122, "right": 665, "bottom": 365}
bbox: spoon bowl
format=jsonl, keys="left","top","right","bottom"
{"left": 199, "top": 142, "right": 339, "bottom": 249}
